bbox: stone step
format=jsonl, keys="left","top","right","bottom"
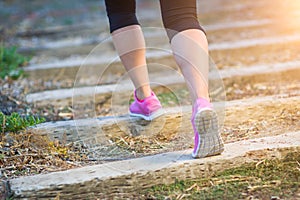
{"left": 32, "top": 94, "right": 300, "bottom": 152}
{"left": 23, "top": 34, "right": 300, "bottom": 93}
{"left": 19, "top": 19, "right": 272, "bottom": 52}
{"left": 25, "top": 33, "right": 300, "bottom": 72}
{"left": 25, "top": 60, "right": 300, "bottom": 106}
{"left": 8, "top": 132, "right": 300, "bottom": 199}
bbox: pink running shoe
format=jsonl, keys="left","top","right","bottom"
{"left": 191, "top": 98, "right": 224, "bottom": 158}
{"left": 129, "top": 90, "right": 164, "bottom": 121}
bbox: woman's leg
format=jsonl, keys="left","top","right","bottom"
{"left": 171, "top": 30, "right": 209, "bottom": 103}
{"left": 159, "top": 0, "right": 209, "bottom": 104}
{"left": 105, "top": 0, "right": 163, "bottom": 120}
{"left": 105, "top": 0, "right": 151, "bottom": 100}
{"left": 160, "top": 0, "right": 224, "bottom": 158}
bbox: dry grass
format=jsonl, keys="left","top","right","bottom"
{"left": 0, "top": 131, "right": 89, "bottom": 179}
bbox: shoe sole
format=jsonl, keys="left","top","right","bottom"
{"left": 192, "top": 108, "right": 224, "bottom": 158}
{"left": 129, "top": 108, "right": 165, "bottom": 121}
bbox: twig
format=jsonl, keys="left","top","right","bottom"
{"left": 255, "top": 159, "right": 266, "bottom": 168}
{"left": 185, "top": 183, "right": 199, "bottom": 192}
{"left": 4, "top": 152, "right": 61, "bottom": 159}
{"left": 296, "top": 160, "right": 300, "bottom": 172}
{"left": 7, "top": 95, "right": 21, "bottom": 105}
{"left": 176, "top": 193, "right": 191, "bottom": 200}
{"left": 118, "top": 136, "right": 129, "bottom": 146}
{"left": 66, "top": 160, "right": 82, "bottom": 167}
{"left": 2, "top": 114, "right": 5, "bottom": 134}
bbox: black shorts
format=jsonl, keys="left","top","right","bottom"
{"left": 104, "top": 0, "right": 205, "bottom": 41}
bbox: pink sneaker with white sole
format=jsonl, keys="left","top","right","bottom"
{"left": 191, "top": 98, "right": 224, "bottom": 158}
{"left": 129, "top": 90, "right": 164, "bottom": 121}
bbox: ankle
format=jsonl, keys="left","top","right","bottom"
{"left": 192, "top": 94, "right": 209, "bottom": 104}
{"left": 193, "top": 97, "right": 212, "bottom": 110}
{"left": 135, "top": 87, "right": 152, "bottom": 100}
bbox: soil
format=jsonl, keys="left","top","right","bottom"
{"left": 0, "top": 79, "right": 29, "bottom": 115}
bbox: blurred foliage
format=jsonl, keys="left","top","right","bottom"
{"left": 0, "top": 112, "right": 45, "bottom": 134}
{"left": 0, "top": 45, "right": 30, "bottom": 80}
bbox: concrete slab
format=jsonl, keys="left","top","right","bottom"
{"left": 25, "top": 60, "right": 300, "bottom": 104}
{"left": 8, "top": 131, "right": 300, "bottom": 199}
{"left": 24, "top": 34, "right": 300, "bottom": 72}
{"left": 18, "top": 19, "right": 271, "bottom": 52}
{"left": 30, "top": 94, "right": 300, "bottom": 145}
{"left": 209, "top": 34, "right": 300, "bottom": 51}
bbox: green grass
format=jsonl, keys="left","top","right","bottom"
{"left": 156, "top": 92, "right": 180, "bottom": 107}
{"left": 0, "top": 45, "right": 30, "bottom": 80}
{"left": 0, "top": 112, "right": 45, "bottom": 133}
{"left": 144, "top": 151, "right": 300, "bottom": 199}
